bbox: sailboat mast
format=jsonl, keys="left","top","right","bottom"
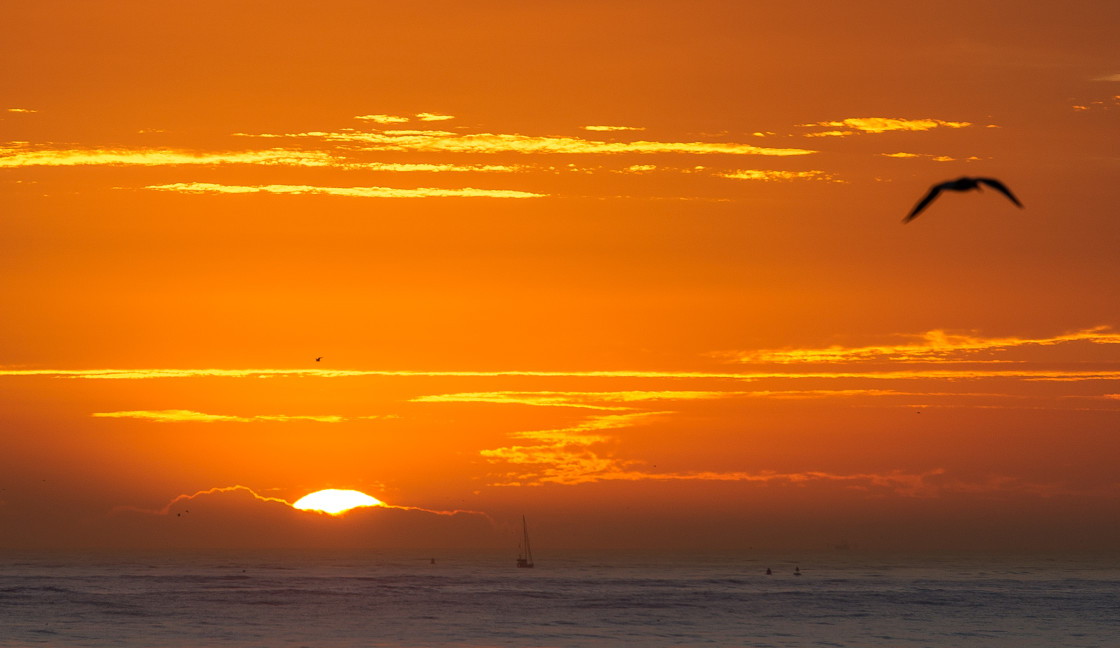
{"left": 522, "top": 515, "right": 533, "bottom": 564}
{"left": 517, "top": 514, "right": 534, "bottom": 567}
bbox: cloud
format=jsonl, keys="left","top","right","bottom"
{"left": 0, "top": 147, "right": 336, "bottom": 168}
{"left": 480, "top": 412, "right": 665, "bottom": 486}
{"left": 716, "top": 169, "right": 838, "bottom": 181}
{"left": 880, "top": 152, "right": 982, "bottom": 162}
{"left": 479, "top": 410, "right": 953, "bottom": 494}
{"left": 5, "top": 108, "right": 37, "bottom": 113}
{"left": 250, "top": 129, "right": 818, "bottom": 157}
{"left": 91, "top": 409, "right": 348, "bottom": 423}
{"left": 1071, "top": 96, "right": 1120, "bottom": 112}
{"left": 799, "top": 117, "right": 972, "bottom": 137}
{"left": 143, "top": 182, "right": 545, "bottom": 199}
{"left": 1092, "top": 73, "right": 1120, "bottom": 82}
{"left": 5, "top": 364, "right": 1120, "bottom": 383}
{"left": 598, "top": 467, "right": 948, "bottom": 496}
{"left": 350, "top": 162, "right": 522, "bottom": 172}
{"left": 354, "top": 114, "right": 410, "bottom": 123}
{"left": 582, "top": 125, "right": 645, "bottom": 132}
{"left": 0, "top": 145, "right": 527, "bottom": 173}
{"left": 0, "top": 367, "right": 752, "bottom": 380}
{"left": 719, "top": 326, "right": 1120, "bottom": 364}
{"left": 416, "top": 112, "right": 454, "bottom": 122}
{"left": 114, "top": 485, "right": 296, "bottom": 515}
{"left": 103, "top": 485, "right": 498, "bottom": 549}
{"left": 414, "top": 390, "right": 739, "bottom": 411}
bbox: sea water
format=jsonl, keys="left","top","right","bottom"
{"left": 1, "top": 549, "right": 1117, "bottom": 647}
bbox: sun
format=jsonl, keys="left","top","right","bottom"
{"left": 292, "top": 489, "right": 383, "bottom": 515}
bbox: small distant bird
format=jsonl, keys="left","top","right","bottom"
{"left": 904, "top": 177, "right": 1022, "bottom": 223}
{"left": 315, "top": 357, "right": 322, "bottom": 362}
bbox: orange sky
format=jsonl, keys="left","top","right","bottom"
{"left": 2, "top": 0, "right": 1119, "bottom": 553}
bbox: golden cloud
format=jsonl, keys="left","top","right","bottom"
{"left": 0, "top": 146, "right": 532, "bottom": 174}
{"left": 717, "top": 169, "right": 837, "bottom": 181}
{"left": 721, "top": 327, "right": 1120, "bottom": 364}
{"left": 92, "top": 409, "right": 346, "bottom": 423}
{"left": 144, "top": 182, "right": 544, "bottom": 199}
{"left": 354, "top": 114, "right": 410, "bottom": 123}
{"left": 414, "top": 390, "right": 739, "bottom": 411}
{"left": 480, "top": 412, "right": 664, "bottom": 486}
{"left": 351, "top": 162, "right": 522, "bottom": 172}
{"left": 800, "top": 117, "right": 972, "bottom": 137}
{"left": 258, "top": 129, "right": 817, "bottom": 157}
{"left": 480, "top": 409, "right": 951, "bottom": 492}
{"left": 5, "top": 365, "right": 1120, "bottom": 383}
{"left": 0, "top": 147, "right": 336, "bottom": 168}
{"left": 582, "top": 125, "right": 645, "bottom": 132}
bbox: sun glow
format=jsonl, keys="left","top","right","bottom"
{"left": 292, "top": 489, "right": 382, "bottom": 515}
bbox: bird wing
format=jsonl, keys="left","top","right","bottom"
{"left": 976, "top": 178, "right": 1023, "bottom": 208}
{"left": 903, "top": 184, "right": 945, "bottom": 223}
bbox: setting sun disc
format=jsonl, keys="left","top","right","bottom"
{"left": 293, "top": 489, "right": 382, "bottom": 515}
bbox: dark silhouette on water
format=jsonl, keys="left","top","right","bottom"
{"left": 516, "top": 515, "right": 534, "bottom": 568}
{"left": 904, "top": 177, "right": 1022, "bottom": 223}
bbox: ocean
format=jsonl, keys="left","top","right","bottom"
{"left": 1, "top": 549, "right": 1117, "bottom": 647}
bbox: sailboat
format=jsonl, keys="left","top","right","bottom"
{"left": 516, "top": 515, "right": 534, "bottom": 568}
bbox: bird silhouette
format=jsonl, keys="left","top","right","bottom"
{"left": 315, "top": 357, "right": 322, "bottom": 362}
{"left": 904, "top": 177, "right": 1022, "bottom": 223}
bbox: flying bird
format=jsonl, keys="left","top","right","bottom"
{"left": 903, "top": 177, "right": 1022, "bottom": 223}
{"left": 315, "top": 357, "right": 322, "bottom": 362}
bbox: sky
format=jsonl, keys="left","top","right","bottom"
{"left": 2, "top": 0, "right": 1119, "bottom": 553}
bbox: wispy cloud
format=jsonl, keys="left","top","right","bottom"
{"left": 112, "top": 485, "right": 296, "bottom": 515}
{"left": 720, "top": 326, "right": 1120, "bottom": 364}
{"left": 0, "top": 146, "right": 522, "bottom": 173}
{"left": 144, "top": 182, "right": 544, "bottom": 199}
{"left": 479, "top": 412, "right": 952, "bottom": 492}
{"left": 353, "top": 112, "right": 455, "bottom": 124}
{"left": 799, "top": 117, "right": 972, "bottom": 137}
{"left": 350, "top": 162, "right": 522, "bottom": 172}
{"left": 1071, "top": 95, "right": 1120, "bottom": 112}
{"left": 5, "top": 108, "right": 37, "bottom": 113}
{"left": 414, "top": 390, "right": 739, "bottom": 411}
{"left": 0, "top": 367, "right": 751, "bottom": 380}
{"left": 355, "top": 114, "right": 411, "bottom": 124}
{"left": 716, "top": 169, "right": 837, "bottom": 181}
{"left": 246, "top": 129, "right": 818, "bottom": 157}
{"left": 115, "top": 484, "right": 489, "bottom": 520}
{"left": 91, "top": 409, "right": 351, "bottom": 423}
{"left": 480, "top": 412, "right": 665, "bottom": 485}
{"left": 880, "top": 152, "right": 982, "bottom": 162}
{"left": 582, "top": 125, "right": 645, "bottom": 132}
{"left": 4, "top": 364, "right": 1120, "bottom": 383}
{"left": 0, "top": 147, "right": 335, "bottom": 168}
